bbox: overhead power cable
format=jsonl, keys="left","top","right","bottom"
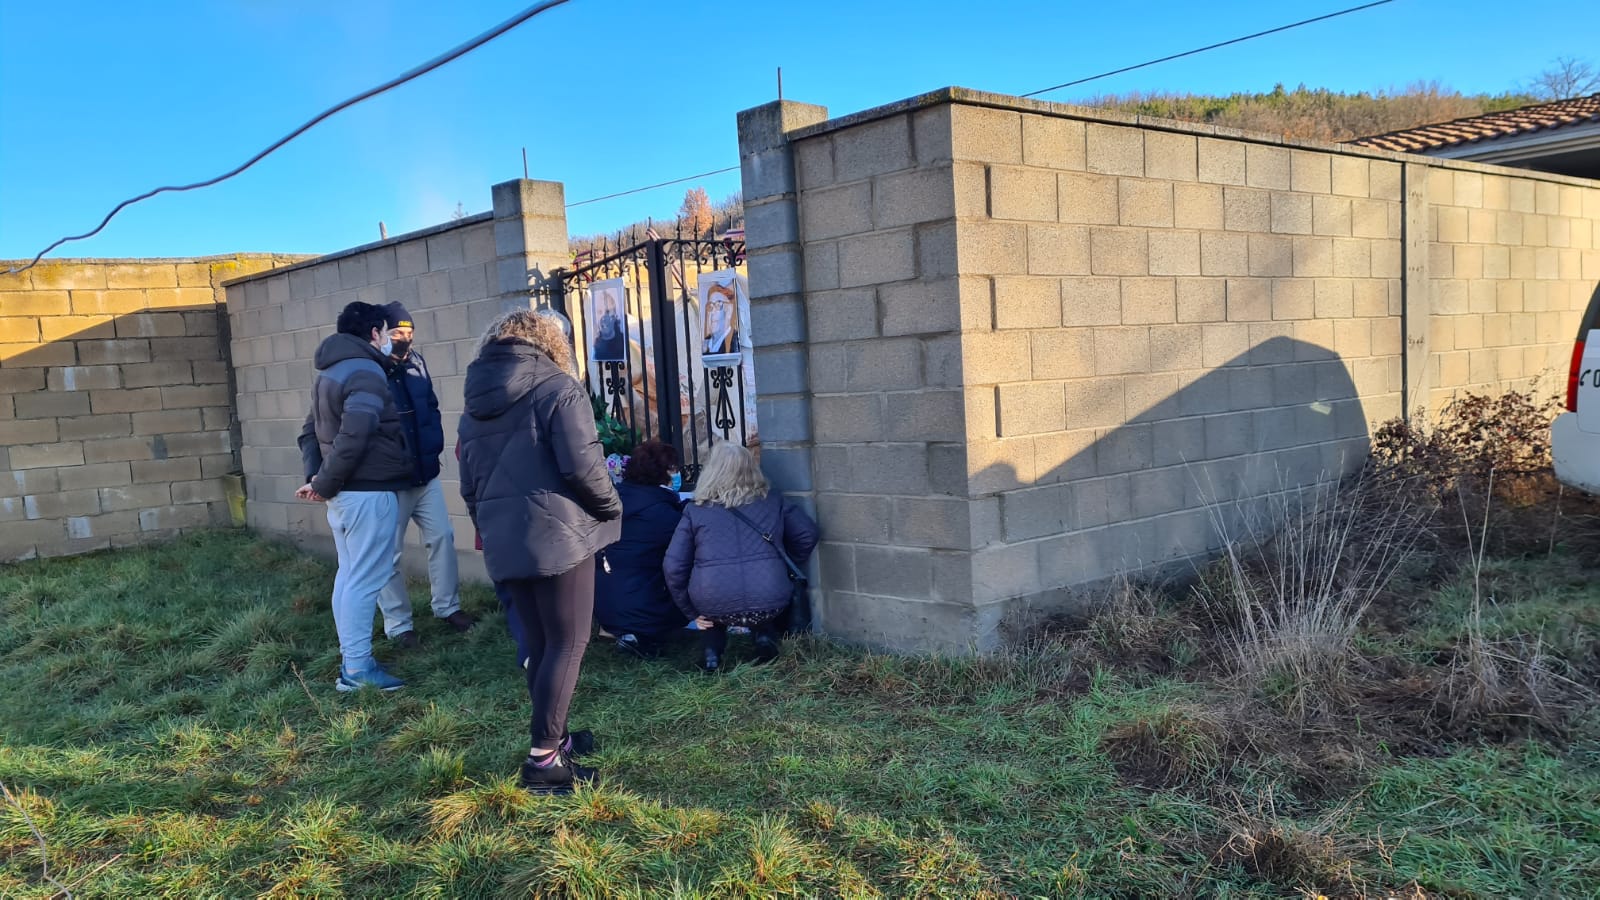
{"left": 8, "top": 0, "right": 574, "bottom": 275}
{"left": 565, "top": 166, "right": 741, "bottom": 209}
{"left": 1022, "top": 0, "right": 1398, "bottom": 98}
{"left": 571, "top": 2, "right": 1401, "bottom": 209}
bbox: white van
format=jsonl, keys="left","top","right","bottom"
{"left": 1551, "top": 282, "right": 1600, "bottom": 493}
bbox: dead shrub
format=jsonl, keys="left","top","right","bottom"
{"left": 1370, "top": 387, "right": 1579, "bottom": 558}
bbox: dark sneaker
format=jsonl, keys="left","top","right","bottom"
{"left": 616, "top": 633, "right": 662, "bottom": 660}
{"left": 752, "top": 634, "right": 780, "bottom": 664}
{"left": 442, "top": 611, "right": 478, "bottom": 633}
{"left": 701, "top": 647, "right": 721, "bottom": 674}
{"left": 518, "top": 749, "right": 596, "bottom": 795}
{"left": 564, "top": 729, "right": 598, "bottom": 757}
{"left": 335, "top": 663, "right": 405, "bottom": 693}
{"left": 390, "top": 630, "right": 420, "bottom": 650}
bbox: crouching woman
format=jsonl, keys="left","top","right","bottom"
{"left": 663, "top": 442, "right": 819, "bottom": 672}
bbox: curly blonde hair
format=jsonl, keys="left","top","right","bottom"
{"left": 476, "top": 308, "right": 576, "bottom": 377}
{"left": 693, "top": 441, "right": 768, "bottom": 508}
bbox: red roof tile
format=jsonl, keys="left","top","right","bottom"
{"left": 1348, "top": 94, "right": 1600, "bottom": 153}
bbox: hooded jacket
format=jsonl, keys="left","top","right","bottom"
{"left": 663, "top": 492, "right": 819, "bottom": 621}
{"left": 386, "top": 349, "right": 445, "bottom": 485}
{"left": 457, "top": 340, "right": 622, "bottom": 581}
{"left": 298, "top": 332, "right": 412, "bottom": 497}
{"left": 594, "top": 481, "right": 687, "bottom": 637}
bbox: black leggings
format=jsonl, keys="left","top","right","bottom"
{"left": 499, "top": 558, "right": 594, "bottom": 751}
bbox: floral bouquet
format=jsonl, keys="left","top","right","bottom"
{"left": 605, "top": 453, "right": 630, "bottom": 484}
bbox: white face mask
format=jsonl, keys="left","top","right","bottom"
{"left": 377, "top": 330, "right": 393, "bottom": 357}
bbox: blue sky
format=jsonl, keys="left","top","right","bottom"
{"left": 1, "top": 0, "right": 1596, "bottom": 262}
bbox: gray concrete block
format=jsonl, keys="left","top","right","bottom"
{"left": 1058, "top": 172, "right": 1120, "bottom": 225}
{"left": 748, "top": 246, "right": 805, "bottom": 296}
{"left": 951, "top": 104, "right": 1022, "bottom": 164}
{"left": 1086, "top": 123, "right": 1144, "bottom": 176}
{"left": 891, "top": 496, "right": 974, "bottom": 549}
{"left": 997, "top": 382, "right": 1067, "bottom": 436}
{"left": 1023, "top": 114, "right": 1087, "bottom": 170}
{"left": 1224, "top": 187, "right": 1272, "bottom": 232}
{"left": 756, "top": 394, "right": 813, "bottom": 443}
{"left": 1064, "top": 378, "right": 1126, "bottom": 429}
{"left": 815, "top": 492, "right": 892, "bottom": 544}
{"left": 1152, "top": 416, "right": 1206, "bottom": 466}
{"left": 991, "top": 166, "right": 1059, "bottom": 222}
{"left": 879, "top": 277, "right": 967, "bottom": 337}
{"left": 744, "top": 196, "right": 800, "bottom": 250}
{"left": 855, "top": 544, "right": 935, "bottom": 600}
{"left": 802, "top": 182, "right": 873, "bottom": 241}
{"left": 1001, "top": 484, "right": 1072, "bottom": 541}
{"left": 845, "top": 444, "right": 933, "bottom": 496}
{"left": 1094, "top": 423, "right": 1153, "bottom": 474}
{"left": 844, "top": 338, "right": 924, "bottom": 392}
{"left": 883, "top": 390, "right": 966, "bottom": 442}
{"left": 796, "top": 137, "right": 834, "bottom": 191}
{"left": 1028, "top": 224, "right": 1092, "bottom": 276}
{"left": 874, "top": 166, "right": 957, "bottom": 229}
{"left": 1245, "top": 145, "right": 1291, "bottom": 190}
{"left": 806, "top": 287, "right": 878, "bottom": 343}
{"left": 1198, "top": 137, "right": 1247, "bottom": 185}
{"left": 1062, "top": 276, "right": 1123, "bottom": 327}
{"left": 811, "top": 394, "right": 881, "bottom": 443}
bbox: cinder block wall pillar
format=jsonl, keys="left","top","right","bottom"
{"left": 735, "top": 100, "right": 832, "bottom": 611}
{"left": 492, "top": 179, "right": 570, "bottom": 315}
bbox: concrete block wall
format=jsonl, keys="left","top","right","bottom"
{"left": 780, "top": 102, "right": 991, "bottom": 651}
{"left": 945, "top": 100, "right": 1409, "bottom": 638}
{"left": 1418, "top": 167, "right": 1600, "bottom": 411}
{"left": 1, "top": 255, "right": 300, "bottom": 561}
{"left": 226, "top": 180, "right": 569, "bottom": 581}
{"left": 741, "top": 88, "right": 1600, "bottom": 653}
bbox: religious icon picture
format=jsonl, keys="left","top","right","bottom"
{"left": 587, "top": 279, "right": 627, "bottom": 363}
{"left": 698, "top": 270, "right": 745, "bottom": 367}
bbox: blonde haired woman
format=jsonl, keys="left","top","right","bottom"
{"left": 663, "top": 442, "right": 819, "bottom": 672}
{"left": 458, "top": 309, "right": 621, "bottom": 794}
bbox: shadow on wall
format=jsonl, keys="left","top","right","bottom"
{"left": 1, "top": 308, "right": 242, "bottom": 560}
{"left": 824, "top": 336, "right": 1378, "bottom": 650}
{"left": 991, "top": 335, "right": 1372, "bottom": 603}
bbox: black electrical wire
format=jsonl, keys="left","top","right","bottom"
{"left": 1022, "top": 0, "right": 1398, "bottom": 98}
{"left": 565, "top": 166, "right": 741, "bottom": 208}
{"left": 8, "top": 0, "right": 574, "bottom": 274}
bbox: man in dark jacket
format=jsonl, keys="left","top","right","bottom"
{"left": 375, "top": 302, "right": 475, "bottom": 648}
{"left": 296, "top": 301, "right": 414, "bottom": 692}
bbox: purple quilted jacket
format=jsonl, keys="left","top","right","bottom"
{"left": 662, "top": 492, "right": 819, "bottom": 620}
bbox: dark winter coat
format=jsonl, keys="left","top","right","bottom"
{"left": 298, "top": 332, "right": 413, "bottom": 497}
{"left": 457, "top": 340, "right": 622, "bottom": 582}
{"left": 594, "top": 481, "right": 687, "bottom": 637}
{"left": 386, "top": 349, "right": 444, "bottom": 485}
{"left": 663, "top": 492, "right": 819, "bottom": 621}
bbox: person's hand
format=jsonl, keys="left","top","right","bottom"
{"left": 694, "top": 616, "right": 715, "bottom": 630}
{"left": 295, "top": 484, "right": 326, "bottom": 502}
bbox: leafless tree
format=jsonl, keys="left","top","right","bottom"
{"left": 1530, "top": 56, "right": 1600, "bottom": 100}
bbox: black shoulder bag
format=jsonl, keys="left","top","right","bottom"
{"left": 727, "top": 502, "right": 812, "bottom": 636}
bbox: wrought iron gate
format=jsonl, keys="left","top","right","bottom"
{"left": 534, "top": 234, "right": 752, "bottom": 484}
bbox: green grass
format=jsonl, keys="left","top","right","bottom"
{"left": 2, "top": 530, "right": 1598, "bottom": 898}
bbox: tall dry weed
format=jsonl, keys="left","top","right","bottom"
{"left": 1198, "top": 468, "right": 1429, "bottom": 720}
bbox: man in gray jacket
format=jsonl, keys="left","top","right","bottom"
{"left": 296, "top": 301, "right": 415, "bottom": 692}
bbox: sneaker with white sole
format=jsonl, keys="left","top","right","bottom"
{"left": 335, "top": 663, "right": 405, "bottom": 692}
